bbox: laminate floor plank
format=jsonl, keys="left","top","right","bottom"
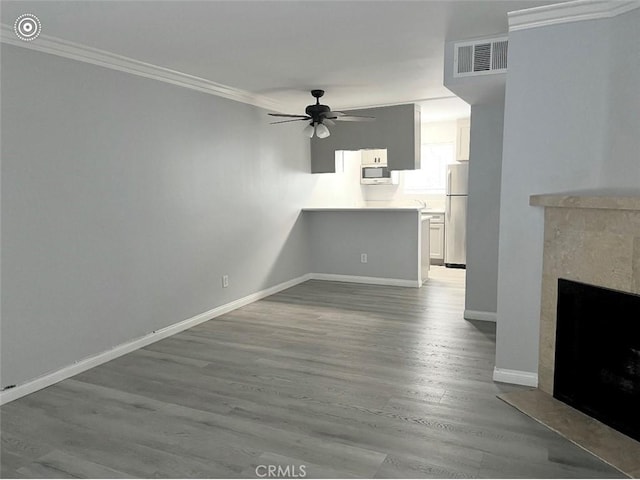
{"left": 4, "top": 391, "right": 252, "bottom": 478}
{"left": 0, "top": 267, "right": 623, "bottom": 478}
{"left": 15, "top": 450, "right": 131, "bottom": 479}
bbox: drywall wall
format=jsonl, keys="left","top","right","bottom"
{"left": 604, "top": 7, "right": 640, "bottom": 188}
{"left": 0, "top": 44, "right": 314, "bottom": 388}
{"left": 496, "top": 9, "right": 640, "bottom": 379}
{"left": 306, "top": 151, "right": 366, "bottom": 208}
{"left": 421, "top": 121, "right": 458, "bottom": 144}
{"left": 465, "top": 101, "right": 504, "bottom": 319}
{"left": 307, "top": 210, "right": 420, "bottom": 282}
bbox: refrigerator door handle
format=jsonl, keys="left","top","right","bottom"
{"left": 447, "top": 169, "right": 452, "bottom": 195}
{"left": 446, "top": 195, "right": 451, "bottom": 218}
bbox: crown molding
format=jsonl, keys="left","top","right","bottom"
{"left": 0, "top": 24, "right": 286, "bottom": 112}
{"left": 509, "top": 0, "right": 640, "bottom": 32}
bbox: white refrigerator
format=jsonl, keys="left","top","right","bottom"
{"left": 445, "top": 162, "right": 468, "bottom": 268}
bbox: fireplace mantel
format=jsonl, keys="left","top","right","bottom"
{"left": 530, "top": 191, "right": 640, "bottom": 394}
{"left": 530, "top": 191, "right": 640, "bottom": 211}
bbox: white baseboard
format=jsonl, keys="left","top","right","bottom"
{"left": 310, "top": 273, "right": 420, "bottom": 288}
{"left": 464, "top": 309, "right": 497, "bottom": 322}
{"left": 493, "top": 367, "right": 539, "bottom": 387}
{"left": 0, "top": 274, "right": 312, "bottom": 405}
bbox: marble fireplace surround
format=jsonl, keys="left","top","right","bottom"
{"left": 532, "top": 192, "right": 640, "bottom": 393}
{"left": 499, "top": 192, "right": 640, "bottom": 477}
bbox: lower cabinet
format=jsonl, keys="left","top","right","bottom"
{"left": 430, "top": 222, "right": 445, "bottom": 263}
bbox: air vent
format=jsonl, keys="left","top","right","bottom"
{"left": 454, "top": 37, "right": 508, "bottom": 77}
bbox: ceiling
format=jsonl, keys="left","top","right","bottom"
{"left": 1, "top": 0, "right": 558, "bottom": 116}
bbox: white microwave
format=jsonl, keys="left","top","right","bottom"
{"left": 361, "top": 166, "right": 393, "bottom": 184}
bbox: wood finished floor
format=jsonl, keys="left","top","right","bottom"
{"left": 1, "top": 267, "right": 623, "bottom": 479}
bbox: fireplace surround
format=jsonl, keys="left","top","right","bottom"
{"left": 498, "top": 193, "right": 640, "bottom": 476}
{"left": 530, "top": 193, "right": 640, "bottom": 396}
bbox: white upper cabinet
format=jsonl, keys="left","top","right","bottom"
{"left": 361, "top": 149, "right": 387, "bottom": 166}
{"left": 456, "top": 117, "right": 471, "bottom": 161}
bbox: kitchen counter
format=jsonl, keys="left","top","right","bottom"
{"left": 302, "top": 207, "right": 423, "bottom": 212}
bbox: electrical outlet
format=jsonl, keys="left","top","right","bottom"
{"left": 360, "top": 253, "right": 368, "bottom": 264}
{"left": 222, "top": 275, "right": 229, "bottom": 288}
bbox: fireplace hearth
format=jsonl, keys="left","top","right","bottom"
{"left": 555, "top": 278, "right": 640, "bottom": 443}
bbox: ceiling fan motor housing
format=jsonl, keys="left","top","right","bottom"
{"left": 306, "top": 89, "right": 330, "bottom": 123}
{"left": 305, "top": 103, "right": 331, "bottom": 121}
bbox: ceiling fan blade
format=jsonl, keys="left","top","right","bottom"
{"left": 270, "top": 118, "right": 312, "bottom": 124}
{"left": 323, "top": 119, "right": 336, "bottom": 127}
{"left": 332, "top": 115, "right": 375, "bottom": 122}
{"left": 268, "top": 113, "right": 309, "bottom": 118}
{"left": 323, "top": 111, "right": 375, "bottom": 121}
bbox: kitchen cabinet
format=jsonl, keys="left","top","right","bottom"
{"left": 361, "top": 149, "right": 387, "bottom": 166}
{"left": 311, "top": 103, "right": 421, "bottom": 173}
{"left": 430, "top": 223, "right": 445, "bottom": 263}
{"left": 456, "top": 118, "right": 470, "bottom": 161}
{"left": 428, "top": 212, "right": 445, "bottom": 264}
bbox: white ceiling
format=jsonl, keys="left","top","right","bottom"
{"left": 1, "top": 0, "right": 557, "bottom": 114}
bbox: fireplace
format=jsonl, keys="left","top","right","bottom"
{"left": 529, "top": 193, "right": 640, "bottom": 396}
{"left": 497, "top": 193, "right": 640, "bottom": 475}
{"left": 554, "top": 278, "right": 640, "bottom": 442}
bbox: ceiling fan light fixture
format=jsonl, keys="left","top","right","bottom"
{"left": 303, "top": 123, "right": 315, "bottom": 138}
{"left": 315, "top": 123, "right": 330, "bottom": 139}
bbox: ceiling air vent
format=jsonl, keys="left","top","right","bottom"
{"left": 454, "top": 37, "right": 508, "bottom": 78}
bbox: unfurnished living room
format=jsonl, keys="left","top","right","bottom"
{"left": 1, "top": 0, "right": 639, "bottom": 478}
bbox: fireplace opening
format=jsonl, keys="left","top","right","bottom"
{"left": 555, "top": 278, "right": 640, "bottom": 442}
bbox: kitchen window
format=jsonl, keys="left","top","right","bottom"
{"left": 403, "top": 142, "right": 454, "bottom": 193}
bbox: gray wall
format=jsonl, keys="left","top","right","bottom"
{"left": 465, "top": 101, "right": 504, "bottom": 317}
{"left": 605, "top": 8, "right": 640, "bottom": 188}
{"left": 307, "top": 211, "right": 419, "bottom": 282}
{"left": 310, "top": 104, "right": 420, "bottom": 173}
{"left": 496, "top": 8, "right": 640, "bottom": 376}
{"left": 1, "top": 45, "right": 314, "bottom": 387}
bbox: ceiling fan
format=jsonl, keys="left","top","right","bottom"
{"left": 268, "top": 89, "right": 374, "bottom": 139}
